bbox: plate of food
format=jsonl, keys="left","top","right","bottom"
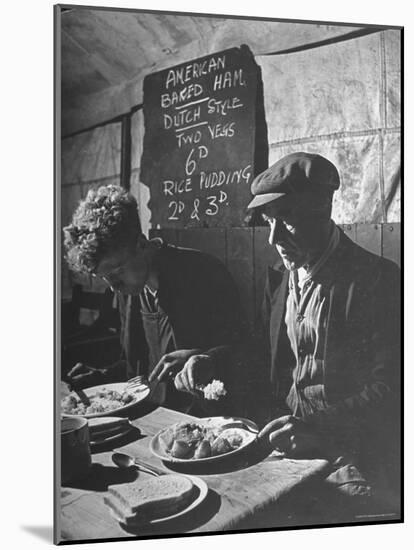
{"left": 61, "top": 382, "right": 150, "bottom": 419}
{"left": 150, "top": 417, "right": 259, "bottom": 464}
{"left": 104, "top": 473, "right": 208, "bottom": 530}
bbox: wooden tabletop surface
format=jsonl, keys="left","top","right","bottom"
{"left": 58, "top": 405, "right": 330, "bottom": 543}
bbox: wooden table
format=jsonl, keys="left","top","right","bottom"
{"left": 58, "top": 406, "right": 330, "bottom": 543}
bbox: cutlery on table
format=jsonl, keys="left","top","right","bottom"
{"left": 112, "top": 451, "right": 165, "bottom": 477}
{"left": 61, "top": 379, "right": 91, "bottom": 406}
{"left": 126, "top": 375, "right": 166, "bottom": 402}
{"left": 126, "top": 375, "right": 150, "bottom": 391}
{"left": 74, "top": 388, "right": 91, "bottom": 406}
{"left": 220, "top": 420, "right": 259, "bottom": 434}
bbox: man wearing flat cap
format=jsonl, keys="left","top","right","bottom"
{"left": 250, "top": 152, "right": 400, "bottom": 514}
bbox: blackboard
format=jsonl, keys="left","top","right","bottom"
{"left": 140, "top": 45, "right": 265, "bottom": 228}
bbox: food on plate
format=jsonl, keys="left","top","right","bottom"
{"left": 104, "top": 474, "right": 195, "bottom": 526}
{"left": 160, "top": 428, "right": 175, "bottom": 451}
{"left": 218, "top": 428, "right": 244, "bottom": 448}
{"left": 211, "top": 436, "right": 233, "bottom": 456}
{"left": 171, "top": 440, "right": 192, "bottom": 459}
{"left": 161, "top": 423, "right": 204, "bottom": 452}
{"left": 193, "top": 440, "right": 211, "bottom": 459}
{"left": 196, "top": 379, "right": 227, "bottom": 400}
{"left": 61, "top": 387, "right": 135, "bottom": 415}
{"left": 158, "top": 421, "right": 251, "bottom": 460}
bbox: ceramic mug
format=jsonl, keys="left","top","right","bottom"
{"left": 61, "top": 416, "right": 91, "bottom": 484}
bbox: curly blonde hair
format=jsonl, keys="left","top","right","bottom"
{"left": 63, "top": 185, "right": 141, "bottom": 274}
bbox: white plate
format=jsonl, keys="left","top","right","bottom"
{"left": 107, "top": 475, "right": 208, "bottom": 528}
{"left": 150, "top": 416, "right": 258, "bottom": 465}
{"left": 61, "top": 382, "right": 150, "bottom": 419}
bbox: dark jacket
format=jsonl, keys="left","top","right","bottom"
{"left": 118, "top": 242, "right": 245, "bottom": 410}
{"left": 262, "top": 229, "right": 401, "bottom": 485}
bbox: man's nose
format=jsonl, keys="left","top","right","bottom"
{"left": 268, "top": 219, "right": 284, "bottom": 245}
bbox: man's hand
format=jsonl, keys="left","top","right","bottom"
{"left": 257, "top": 415, "right": 322, "bottom": 457}
{"left": 66, "top": 362, "right": 107, "bottom": 390}
{"left": 174, "top": 354, "right": 215, "bottom": 394}
{"left": 148, "top": 349, "right": 201, "bottom": 384}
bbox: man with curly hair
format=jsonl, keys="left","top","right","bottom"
{"left": 63, "top": 185, "right": 244, "bottom": 414}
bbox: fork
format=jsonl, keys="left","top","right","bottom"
{"left": 126, "top": 374, "right": 166, "bottom": 400}
{"left": 220, "top": 421, "right": 259, "bottom": 434}
{"left": 126, "top": 375, "right": 150, "bottom": 391}
{"left": 74, "top": 388, "right": 91, "bottom": 406}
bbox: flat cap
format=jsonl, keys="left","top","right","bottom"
{"left": 247, "top": 152, "right": 340, "bottom": 209}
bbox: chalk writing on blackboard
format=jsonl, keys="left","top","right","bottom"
{"left": 141, "top": 46, "right": 261, "bottom": 227}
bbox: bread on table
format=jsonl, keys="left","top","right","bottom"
{"left": 104, "top": 474, "right": 195, "bottom": 526}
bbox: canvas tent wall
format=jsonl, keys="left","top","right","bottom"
{"left": 59, "top": 9, "right": 401, "bottom": 329}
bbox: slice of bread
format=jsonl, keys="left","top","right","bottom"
{"left": 106, "top": 474, "right": 195, "bottom": 524}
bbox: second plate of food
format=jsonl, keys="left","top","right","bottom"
{"left": 150, "top": 416, "right": 258, "bottom": 464}
{"left": 61, "top": 382, "right": 150, "bottom": 419}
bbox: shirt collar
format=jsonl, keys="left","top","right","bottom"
{"left": 144, "top": 284, "right": 158, "bottom": 297}
{"left": 301, "top": 221, "right": 340, "bottom": 282}
{"left": 288, "top": 221, "right": 341, "bottom": 292}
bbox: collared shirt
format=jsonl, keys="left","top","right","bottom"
{"left": 139, "top": 284, "right": 176, "bottom": 376}
{"left": 119, "top": 241, "right": 243, "bottom": 414}
{"left": 285, "top": 223, "right": 340, "bottom": 417}
{"left": 140, "top": 284, "right": 159, "bottom": 313}
{"left": 138, "top": 240, "right": 177, "bottom": 374}
{"left": 120, "top": 240, "right": 243, "bottom": 379}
